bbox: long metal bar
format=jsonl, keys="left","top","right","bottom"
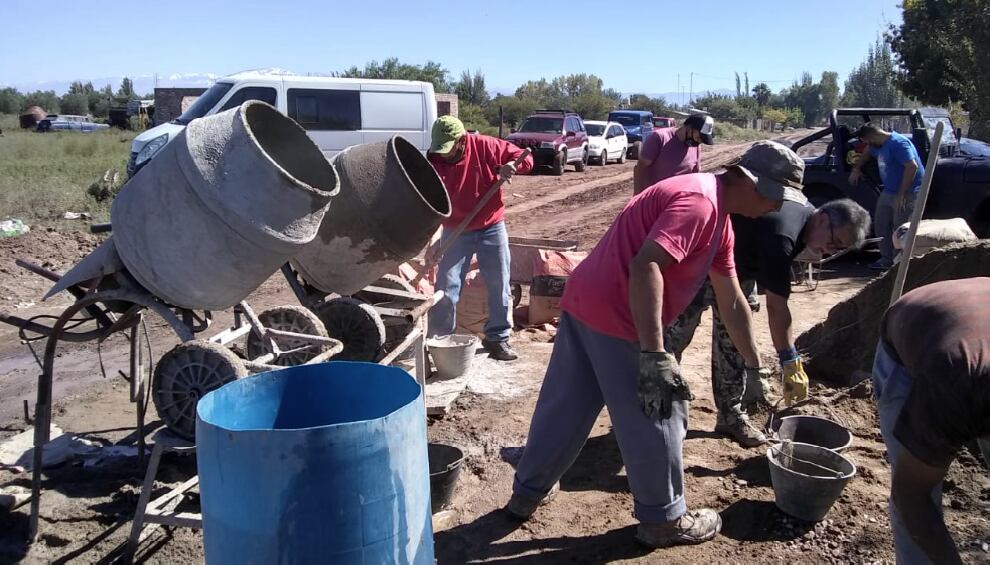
{"left": 15, "top": 258, "right": 117, "bottom": 329}
{"left": 379, "top": 325, "right": 424, "bottom": 367}
{"left": 266, "top": 328, "right": 340, "bottom": 345}
{"left": 889, "top": 122, "right": 944, "bottom": 307}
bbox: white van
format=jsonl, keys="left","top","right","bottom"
{"left": 128, "top": 71, "right": 438, "bottom": 177}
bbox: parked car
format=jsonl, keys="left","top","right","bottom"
{"left": 607, "top": 110, "right": 654, "bottom": 159}
{"left": 652, "top": 116, "right": 677, "bottom": 128}
{"left": 584, "top": 120, "right": 628, "bottom": 165}
{"left": 128, "top": 71, "right": 438, "bottom": 177}
{"left": 790, "top": 107, "right": 990, "bottom": 237}
{"left": 36, "top": 114, "right": 109, "bottom": 133}
{"left": 506, "top": 110, "right": 589, "bottom": 175}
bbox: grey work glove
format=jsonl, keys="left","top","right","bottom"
{"left": 741, "top": 366, "right": 772, "bottom": 409}
{"left": 638, "top": 351, "right": 694, "bottom": 421}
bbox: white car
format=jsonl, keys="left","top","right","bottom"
{"left": 584, "top": 120, "right": 628, "bottom": 165}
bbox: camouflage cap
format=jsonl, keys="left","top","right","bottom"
{"left": 732, "top": 141, "right": 807, "bottom": 204}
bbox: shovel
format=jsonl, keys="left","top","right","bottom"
{"left": 411, "top": 148, "right": 531, "bottom": 286}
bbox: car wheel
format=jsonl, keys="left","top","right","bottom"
{"left": 629, "top": 141, "right": 641, "bottom": 160}
{"left": 617, "top": 148, "right": 627, "bottom": 164}
{"left": 599, "top": 150, "right": 608, "bottom": 165}
{"left": 575, "top": 147, "right": 588, "bottom": 172}
{"left": 552, "top": 151, "right": 566, "bottom": 176}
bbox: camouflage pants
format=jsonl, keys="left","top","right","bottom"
{"left": 664, "top": 279, "right": 758, "bottom": 426}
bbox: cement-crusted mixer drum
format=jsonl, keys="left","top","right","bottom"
{"left": 111, "top": 101, "right": 340, "bottom": 310}
{"left": 292, "top": 136, "right": 450, "bottom": 295}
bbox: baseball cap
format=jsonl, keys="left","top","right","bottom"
{"left": 430, "top": 116, "right": 466, "bottom": 153}
{"left": 684, "top": 114, "right": 715, "bottom": 145}
{"left": 731, "top": 141, "right": 807, "bottom": 204}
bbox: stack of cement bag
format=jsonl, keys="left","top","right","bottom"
{"left": 893, "top": 218, "right": 977, "bottom": 263}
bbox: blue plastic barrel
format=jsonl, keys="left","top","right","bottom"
{"left": 196, "top": 361, "right": 433, "bottom": 564}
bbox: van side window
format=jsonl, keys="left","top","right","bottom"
{"left": 287, "top": 89, "right": 361, "bottom": 131}
{"left": 219, "top": 86, "right": 278, "bottom": 111}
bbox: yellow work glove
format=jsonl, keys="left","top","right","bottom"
{"left": 781, "top": 357, "right": 809, "bottom": 406}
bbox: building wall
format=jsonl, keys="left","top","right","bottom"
{"left": 153, "top": 87, "right": 207, "bottom": 126}
{"left": 436, "top": 93, "right": 459, "bottom": 119}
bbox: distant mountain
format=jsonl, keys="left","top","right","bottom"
{"left": 5, "top": 69, "right": 306, "bottom": 97}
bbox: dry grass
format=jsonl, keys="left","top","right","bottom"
{"left": 0, "top": 114, "right": 136, "bottom": 225}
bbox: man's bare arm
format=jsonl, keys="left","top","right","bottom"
{"left": 629, "top": 241, "right": 677, "bottom": 351}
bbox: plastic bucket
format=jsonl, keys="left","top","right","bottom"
{"left": 112, "top": 101, "right": 338, "bottom": 310}
{"left": 428, "top": 443, "right": 465, "bottom": 513}
{"left": 427, "top": 335, "right": 479, "bottom": 380}
{"left": 292, "top": 136, "right": 451, "bottom": 295}
{"left": 770, "top": 415, "right": 853, "bottom": 452}
{"left": 196, "top": 362, "right": 433, "bottom": 564}
{"left": 767, "top": 442, "right": 856, "bottom": 522}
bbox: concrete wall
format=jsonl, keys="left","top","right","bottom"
{"left": 436, "top": 93, "right": 459, "bottom": 119}
{"left": 153, "top": 87, "right": 207, "bottom": 126}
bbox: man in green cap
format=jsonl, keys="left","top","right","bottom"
{"left": 427, "top": 116, "right": 534, "bottom": 360}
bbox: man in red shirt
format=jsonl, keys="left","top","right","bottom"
{"left": 633, "top": 114, "right": 715, "bottom": 194}
{"left": 427, "top": 116, "right": 534, "bottom": 360}
{"left": 507, "top": 141, "right": 807, "bottom": 550}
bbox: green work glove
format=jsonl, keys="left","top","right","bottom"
{"left": 742, "top": 366, "right": 772, "bottom": 408}
{"left": 638, "top": 351, "right": 694, "bottom": 420}
{"left": 782, "top": 358, "right": 810, "bottom": 406}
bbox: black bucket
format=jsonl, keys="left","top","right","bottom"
{"left": 770, "top": 415, "right": 853, "bottom": 452}
{"left": 428, "top": 443, "right": 465, "bottom": 514}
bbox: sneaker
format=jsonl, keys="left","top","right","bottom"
{"left": 635, "top": 509, "right": 722, "bottom": 548}
{"left": 869, "top": 258, "right": 893, "bottom": 271}
{"left": 483, "top": 339, "right": 518, "bottom": 361}
{"left": 714, "top": 420, "right": 767, "bottom": 447}
{"left": 505, "top": 482, "right": 558, "bottom": 520}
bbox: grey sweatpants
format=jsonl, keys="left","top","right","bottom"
{"left": 876, "top": 191, "right": 917, "bottom": 263}
{"left": 513, "top": 313, "right": 689, "bottom": 523}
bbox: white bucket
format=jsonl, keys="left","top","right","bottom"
{"left": 427, "top": 335, "right": 479, "bottom": 380}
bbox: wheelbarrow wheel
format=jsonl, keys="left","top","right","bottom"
{"left": 355, "top": 274, "right": 418, "bottom": 361}
{"left": 153, "top": 341, "right": 248, "bottom": 441}
{"left": 315, "top": 297, "right": 386, "bottom": 362}
{"left": 245, "top": 305, "right": 330, "bottom": 366}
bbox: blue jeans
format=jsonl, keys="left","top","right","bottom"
{"left": 514, "top": 313, "right": 689, "bottom": 523}
{"left": 872, "top": 343, "right": 942, "bottom": 564}
{"left": 427, "top": 221, "right": 512, "bottom": 342}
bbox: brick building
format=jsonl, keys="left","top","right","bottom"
{"left": 436, "top": 93, "right": 459, "bottom": 119}
{"left": 153, "top": 87, "right": 207, "bottom": 126}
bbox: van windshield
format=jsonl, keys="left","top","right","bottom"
{"left": 610, "top": 114, "right": 641, "bottom": 127}
{"left": 174, "top": 82, "right": 234, "bottom": 125}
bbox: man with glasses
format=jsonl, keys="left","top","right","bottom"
{"left": 665, "top": 198, "right": 871, "bottom": 446}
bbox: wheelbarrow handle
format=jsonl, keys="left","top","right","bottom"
{"left": 411, "top": 148, "right": 531, "bottom": 286}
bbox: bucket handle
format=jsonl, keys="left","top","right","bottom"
{"left": 769, "top": 441, "right": 845, "bottom": 479}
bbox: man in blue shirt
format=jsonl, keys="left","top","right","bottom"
{"left": 848, "top": 123, "right": 925, "bottom": 270}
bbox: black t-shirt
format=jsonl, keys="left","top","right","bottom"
{"left": 730, "top": 200, "right": 814, "bottom": 297}
{"left": 881, "top": 278, "right": 990, "bottom": 467}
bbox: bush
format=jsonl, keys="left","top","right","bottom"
{"left": 715, "top": 122, "right": 769, "bottom": 142}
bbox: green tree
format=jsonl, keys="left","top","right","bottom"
{"left": 820, "top": 71, "right": 840, "bottom": 118}
{"left": 888, "top": 0, "right": 990, "bottom": 137}
{"left": 0, "top": 87, "right": 24, "bottom": 114}
{"left": 842, "top": 38, "right": 904, "bottom": 108}
{"left": 23, "top": 90, "right": 59, "bottom": 113}
{"left": 60, "top": 93, "right": 89, "bottom": 115}
{"left": 454, "top": 69, "right": 489, "bottom": 106}
{"left": 485, "top": 95, "right": 540, "bottom": 130}
{"left": 744, "top": 72, "right": 750, "bottom": 97}
{"left": 735, "top": 72, "right": 742, "bottom": 97}
{"left": 752, "top": 82, "right": 772, "bottom": 107}
{"left": 458, "top": 102, "right": 497, "bottom": 135}
{"left": 783, "top": 72, "right": 823, "bottom": 127}
{"left": 627, "top": 94, "right": 673, "bottom": 117}
{"left": 117, "top": 77, "right": 136, "bottom": 100}
{"left": 338, "top": 58, "right": 452, "bottom": 93}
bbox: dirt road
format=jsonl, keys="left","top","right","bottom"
{"left": 1, "top": 134, "right": 987, "bottom": 563}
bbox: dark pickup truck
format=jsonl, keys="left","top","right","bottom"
{"left": 791, "top": 108, "right": 990, "bottom": 237}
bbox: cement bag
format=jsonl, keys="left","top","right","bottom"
{"left": 456, "top": 264, "right": 489, "bottom": 337}
{"left": 530, "top": 250, "right": 587, "bottom": 325}
{"left": 893, "top": 218, "right": 976, "bottom": 261}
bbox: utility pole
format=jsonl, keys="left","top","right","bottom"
{"left": 677, "top": 73, "right": 680, "bottom": 106}
{"left": 689, "top": 72, "right": 693, "bottom": 107}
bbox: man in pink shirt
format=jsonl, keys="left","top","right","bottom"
{"left": 506, "top": 141, "right": 807, "bottom": 550}
{"left": 633, "top": 114, "right": 715, "bottom": 194}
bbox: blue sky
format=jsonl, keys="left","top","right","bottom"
{"left": 1, "top": 0, "right": 902, "bottom": 98}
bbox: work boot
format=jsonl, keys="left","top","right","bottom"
{"left": 714, "top": 419, "right": 767, "bottom": 447}
{"left": 483, "top": 339, "right": 518, "bottom": 361}
{"left": 635, "top": 509, "right": 722, "bottom": 548}
{"left": 505, "top": 482, "right": 558, "bottom": 520}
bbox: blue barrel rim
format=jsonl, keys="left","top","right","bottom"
{"left": 196, "top": 360, "right": 422, "bottom": 434}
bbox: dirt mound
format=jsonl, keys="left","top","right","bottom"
{"left": 796, "top": 240, "right": 990, "bottom": 383}
{"left": 0, "top": 229, "right": 103, "bottom": 306}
